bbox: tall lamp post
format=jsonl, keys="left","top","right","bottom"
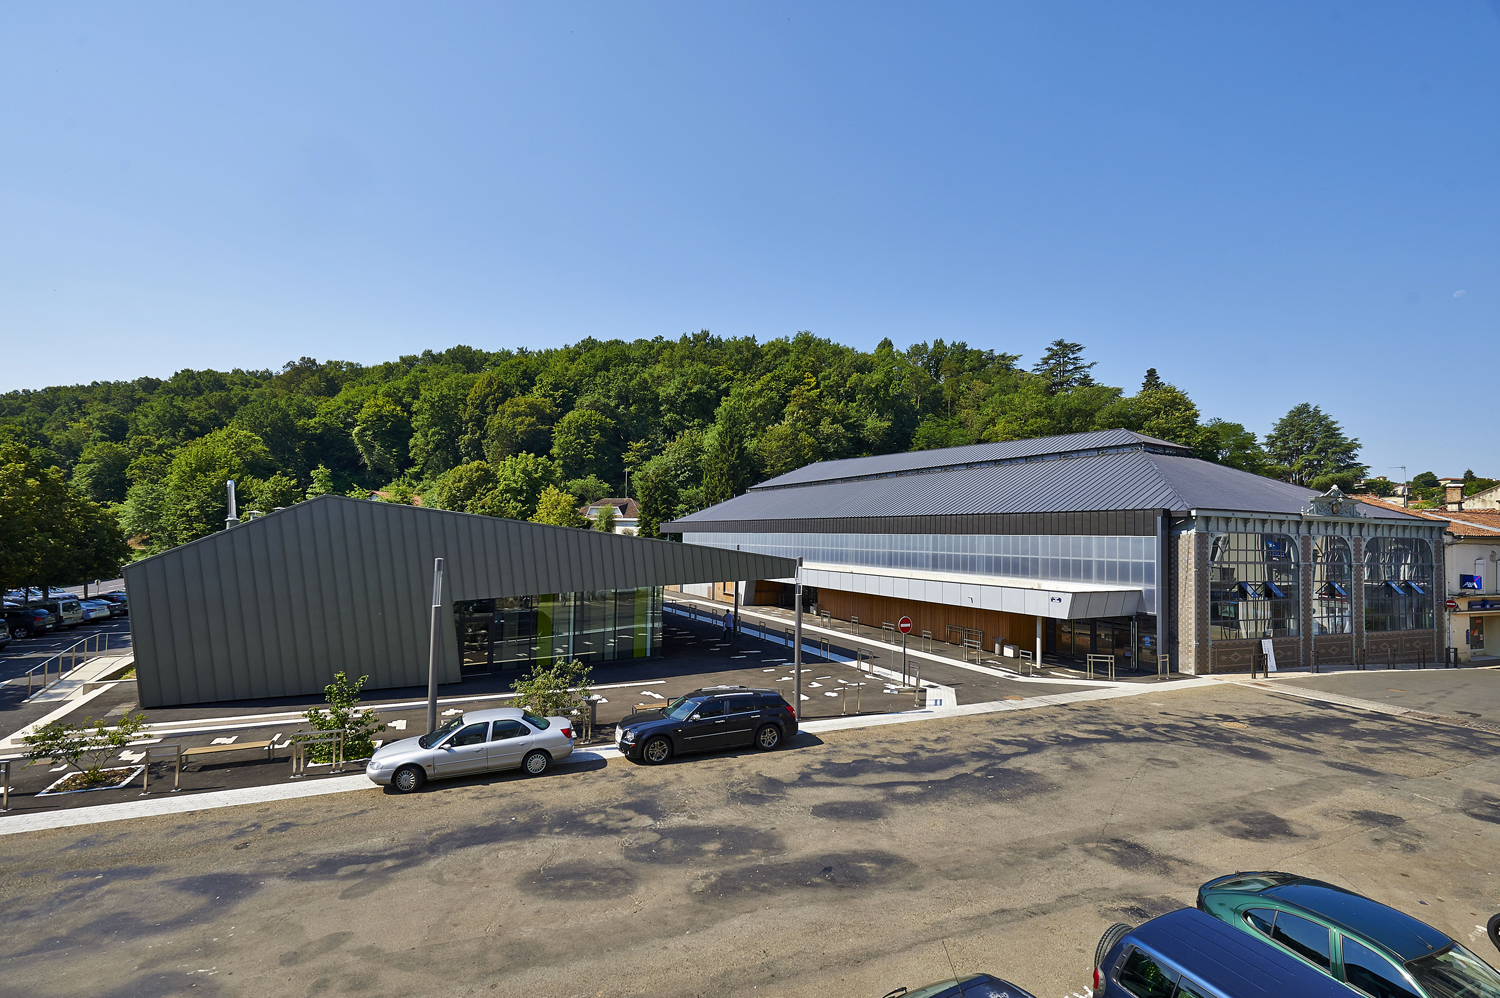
{"left": 793, "top": 557, "right": 803, "bottom": 721}
{"left": 426, "top": 557, "right": 445, "bottom": 734}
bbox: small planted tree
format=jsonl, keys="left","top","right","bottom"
{"left": 304, "top": 672, "right": 386, "bottom": 762}
{"left": 510, "top": 658, "right": 593, "bottom": 721}
{"left": 24, "top": 711, "right": 149, "bottom": 789}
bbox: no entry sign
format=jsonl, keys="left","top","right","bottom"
{"left": 898, "top": 616, "right": 913, "bottom": 634}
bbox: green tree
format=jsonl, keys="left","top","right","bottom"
{"left": 510, "top": 658, "right": 593, "bottom": 720}
{"left": 304, "top": 672, "right": 385, "bottom": 762}
{"left": 351, "top": 397, "right": 411, "bottom": 478}
{"left": 157, "top": 428, "right": 275, "bottom": 545}
{"left": 551, "top": 408, "right": 618, "bottom": 481}
{"left": 1031, "top": 340, "right": 1096, "bottom": 394}
{"left": 530, "top": 485, "right": 584, "bottom": 527}
{"left": 1362, "top": 477, "right": 1396, "bottom": 497}
{"left": 591, "top": 504, "right": 616, "bottom": 532}
{"left": 72, "top": 441, "right": 132, "bottom": 504}
{"left": 424, "top": 460, "right": 499, "bottom": 512}
{"left": 1193, "top": 419, "right": 1267, "bottom": 474}
{"left": 474, "top": 452, "right": 561, "bottom": 519}
{"left": 407, "top": 376, "right": 474, "bottom": 479}
{"left": 565, "top": 474, "right": 612, "bottom": 506}
{"left": 306, "top": 464, "right": 337, "bottom": 498}
{"left": 23, "top": 711, "right": 149, "bottom": 787}
{"left": 241, "top": 472, "right": 302, "bottom": 511}
{"left": 1264, "top": 404, "right": 1368, "bottom": 487}
{"left": 0, "top": 443, "right": 129, "bottom": 591}
{"left": 483, "top": 396, "right": 557, "bottom": 465}
{"left": 1141, "top": 368, "right": 1164, "bottom": 392}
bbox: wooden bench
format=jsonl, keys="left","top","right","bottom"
{"left": 181, "top": 739, "right": 280, "bottom": 765}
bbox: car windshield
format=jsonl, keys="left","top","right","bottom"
{"left": 1407, "top": 944, "right": 1500, "bottom": 998}
{"left": 664, "top": 696, "right": 702, "bottom": 720}
{"left": 521, "top": 712, "right": 550, "bottom": 730}
{"left": 417, "top": 717, "right": 464, "bottom": 748}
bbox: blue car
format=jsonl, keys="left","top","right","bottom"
{"left": 1093, "top": 908, "right": 1351, "bottom": 998}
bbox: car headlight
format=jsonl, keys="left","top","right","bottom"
{"left": 621, "top": 729, "right": 636, "bottom": 743}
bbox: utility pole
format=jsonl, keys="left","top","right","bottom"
{"left": 426, "top": 557, "right": 445, "bottom": 734}
{"left": 793, "top": 557, "right": 803, "bottom": 721}
{"left": 1391, "top": 466, "right": 1408, "bottom": 508}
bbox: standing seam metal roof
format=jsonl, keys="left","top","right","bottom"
{"left": 664, "top": 447, "right": 1425, "bottom": 528}
{"left": 751, "top": 428, "right": 1189, "bottom": 490}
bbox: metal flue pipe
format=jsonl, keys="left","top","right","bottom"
{"left": 426, "top": 557, "right": 445, "bottom": 734}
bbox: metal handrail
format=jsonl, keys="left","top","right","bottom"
{"left": 289, "top": 730, "right": 345, "bottom": 778}
{"left": 24, "top": 632, "right": 113, "bottom": 697}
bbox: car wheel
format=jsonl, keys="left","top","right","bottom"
{"left": 1093, "top": 923, "right": 1133, "bottom": 995}
{"left": 1487, "top": 912, "right": 1500, "bottom": 955}
{"left": 10, "top": 626, "right": 25, "bottom": 640}
{"left": 755, "top": 724, "right": 782, "bottom": 751}
{"left": 522, "top": 750, "right": 550, "bottom": 776}
{"left": 391, "top": 765, "right": 425, "bottom": 794}
{"left": 642, "top": 736, "right": 673, "bottom": 765}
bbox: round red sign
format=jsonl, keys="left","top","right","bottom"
{"left": 898, "top": 616, "right": 913, "bottom": 634}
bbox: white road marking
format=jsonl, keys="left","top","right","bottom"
{"left": 210, "top": 736, "right": 237, "bottom": 745}
{"left": 441, "top": 708, "right": 463, "bottom": 716}
{"left": 823, "top": 692, "right": 838, "bottom": 697}
{"left": 799, "top": 695, "right": 810, "bottom": 701}
{"left": 808, "top": 682, "right": 823, "bottom": 688}
{"left": 49, "top": 765, "right": 68, "bottom": 772}
{"left": 593, "top": 697, "right": 608, "bottom": 704}
{"left": 762, "top": 668, "right": 776, "bottom": 673}
{"left": 118, "top": 750, "right": 145, "bottom": 763}
{"left": 640, "top": 691, "right": 665, "bottom": 699}
{"left": 389, "top": 719, "right": 407, "bottom": 730}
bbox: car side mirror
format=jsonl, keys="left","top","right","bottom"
{"left": 688, "top": 714, "right": 700, "bottom": 721}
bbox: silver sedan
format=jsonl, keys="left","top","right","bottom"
{"left": 365, "top": 706, "right": 575, "bottom": 793}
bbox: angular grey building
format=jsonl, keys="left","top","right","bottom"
{"left": 663, "top": 430, "right": 1446, "bottom": 674}
{"left": 123, "top": 496, "right": 795, "bottom": 707}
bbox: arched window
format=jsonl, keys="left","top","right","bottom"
{"left": 1363, "top": 537, "right": 1434, "bottom": 632}
{"left": 1210, "top": 533, "right": 1299, "bottom": 640}
{"left": 1312, "top": 536, "right": 1352, "bottom": 635}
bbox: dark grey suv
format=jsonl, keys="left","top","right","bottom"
{"left": 616, "top": 685, "right": 797, "bottom": 764}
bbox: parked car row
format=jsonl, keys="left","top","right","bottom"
{"left": 1, "top": 590, "right": 127, "bottom": 641}
{"left": 365, "top": 685, "right": 799, "bottom": 794}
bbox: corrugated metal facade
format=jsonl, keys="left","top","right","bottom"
{"left": 123, "top": 496, "right": 795, "bottom": 707}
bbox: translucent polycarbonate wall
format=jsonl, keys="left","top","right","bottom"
{"left": 687, "top": 531, "right": 1157, "bottom": 612}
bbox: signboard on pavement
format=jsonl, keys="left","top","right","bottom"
{"left": 898, "top": 616, "right": 913, "bottom": 634}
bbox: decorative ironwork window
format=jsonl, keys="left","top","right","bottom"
{"left": 1312, "top": 536, "right": 1352, "bottom": 635}
{"left": 1363, "top": 538, "right": 1434, "bottom": 633}
{"left": 1210, "top": 532, "right": 1299, "bottom": 640}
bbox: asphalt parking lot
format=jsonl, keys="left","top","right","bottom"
{"left": 2, "top": 677, "right": 1498, "bottom": 998}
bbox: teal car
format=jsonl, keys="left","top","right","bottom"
{"left": 1197, "top": 872, "right": 1500, "bottom": 998}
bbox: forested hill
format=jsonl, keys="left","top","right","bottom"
{"left": 0, "top": 333, "right": 1311, "bottom": 555}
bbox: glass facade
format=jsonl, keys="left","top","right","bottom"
{"left": 455, "top": 587, "right": 663, "bottom": 672}
{"left": 688, "top": 531, "right": 1158, "bottom": 612}
{"left": 1312, "top": 536, "right": 1353, "bottom": 635}
{"left": 1210, "top": 532, "right": 1300, "bottom": 639}
{"left": 1364, "top": 538, "right": 1434, "bottom": 632}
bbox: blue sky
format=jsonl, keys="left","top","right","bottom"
{"left": 3, "top": 2, "right": 1497, "bottom": 475}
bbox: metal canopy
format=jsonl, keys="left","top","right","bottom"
{"left": 124, "top": 496, "right": 795, "bottom": 707}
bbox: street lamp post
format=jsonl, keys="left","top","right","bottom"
{"left": 793, "top": 557, "right": 803, "bottom": 721}
{"left": 426, "top": 557, "right": 445, "bottom": 734}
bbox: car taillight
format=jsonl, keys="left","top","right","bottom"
{"left": 561, "top": 727, "right": 572, "bottom": 739}
{"left": 1093, "top": 967, "right": 1101, "bottom": 993}
{"left": 783, "top": 704, "right": 795, "bottom": 715}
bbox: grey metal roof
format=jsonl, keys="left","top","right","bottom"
{"left": 751, "top": 428, "right": 1189, "bottom": 490}
{"left": 124, "top": 496, "right": 794, "bottom": 706}
{"left": 664, "top": 446, "right": 1424, "bottom": 530}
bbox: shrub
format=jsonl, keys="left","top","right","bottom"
{"left": 304, "top": 672, "right": 386, "bottom": 762}
{"left": 24, "top": 711, "right": 149, "bottom": 786}
{"left": 510, "top": 658, "right": 593, "bottom": 720}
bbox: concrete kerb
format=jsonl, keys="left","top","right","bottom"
{"left": 0, "top": 677, "right": 1225, "bottom": 837}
